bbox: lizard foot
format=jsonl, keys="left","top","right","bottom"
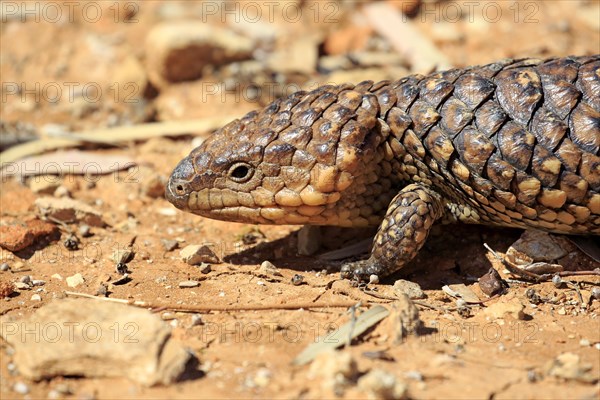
{"left": 340, "top": 258, "right": 386, "bottom": 283}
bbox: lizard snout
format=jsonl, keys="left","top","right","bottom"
{"left": 166, "top": 156, "right": 195, "bottom": 210}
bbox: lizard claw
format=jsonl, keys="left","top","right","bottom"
{"left": 340, "top": 258, "right": 384, "bottom": 282}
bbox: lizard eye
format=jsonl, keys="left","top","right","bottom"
{"left": 228, "top": 162, "right": 254, "bottom": 183}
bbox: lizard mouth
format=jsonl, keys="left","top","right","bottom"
{"left": 184, "top": 188, "right": 287, "bottom": 224}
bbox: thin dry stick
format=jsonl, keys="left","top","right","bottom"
{"left": 64, "top": 291, "right": 359, "bottom": 313}
{"left": 0, "top": 117, "right": 234, "bottom": 164}
{"left": 362, "top": 2, "right": 452, "bottom": 73}
{"left": 555, "top": 269, "right": 600, "bottom": 278}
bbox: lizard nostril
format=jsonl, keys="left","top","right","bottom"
{"left": 172, "top": 181, "right": 189, "bottom": 197}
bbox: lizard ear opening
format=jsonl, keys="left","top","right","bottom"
{"left": 228, "top": 162, "right": 254, "bottom": 183}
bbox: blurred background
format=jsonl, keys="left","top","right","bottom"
{"left": 0, "top": 2, "right": 599, "bottom": 399}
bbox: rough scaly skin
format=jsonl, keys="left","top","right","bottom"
{"left": 167, "top": 55, "right": 600, "bottom": 281}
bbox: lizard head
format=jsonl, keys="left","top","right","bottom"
{"left": 166, "top": 83, "right": 396, "bottom": 227}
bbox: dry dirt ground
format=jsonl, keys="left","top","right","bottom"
{"left": 1, "top": 1, "right": 599, "bottom": 399}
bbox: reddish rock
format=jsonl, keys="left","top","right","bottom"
{"left": 0, "top": 280, "right": 14, "bottom": 298}
{"left": 145, "top": 21, "right": 254, "bottom": 89}
{"left": 35, "top": 197, "right": 105, "bottom": 227}
{"left": 0, "top": 219, "right": 59, "bottom": 252}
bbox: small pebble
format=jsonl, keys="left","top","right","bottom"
{"left": 66, "top": 273, "right": 85, "bottom": 288}
{"left": 30, "top": 294, "right": 41, "bottom": 301}
{"left": 7, "top": 362, "right": 16, "bottom": 373}
{"left": 190, "top": 314, "right": 203, "bottom": 326}
{"left": 179, "top": 280, "right": 200, "bottom": 288}
{"left": 253, "top": 367, "right": 272, "bottom": 387}
{"left": 96, "top": 283, "right": 109, "bottom": 297}
{"left": 457, "top": 305, "right": 471, "bottom": 318}
{"left": 357, "top": 368, "right": 407, "bottom": 399}
{"left": 591, "top": 287, "right": 600, "bottom": 300}
{"left": 258, "top": 260, "right": 282, "bottom": 277}
{"left": 0, "top": 262, "right": 9, "bottom": 271}
{"left": 199, "top": 263, "right": 211, "bottom": 274}
{"left": 53, "top": 185, "right": 70, "bottom": 197}
{"left": 526, "top": 288, "right": 542, "bottom": 304}
{"left": 291, "top": 274, "right": 304, "bottom": 286}
{"left": 161, "top": 312, "right": 177, "bottom": 320}
{"left": 478, "top": 267, "right": 505, "bottom": 296}
{"left": 13, "top": 382, "right": 29, "bottom": 394}
{"left": 78, "top": 224, "right": 92, "bottom": 237}
{"left": 404, "top": 370, "right": 423, "bottom": 381}
{"left": 115, "top": 262, "right": 129, "bottom": 275}
{"left": 31, "top": 279, "right": 46, "bottom": 286}
{"left": 180, "top": 244, "right": 220, "bottom": 265}
{"left": 257, "top": 280, "right": 266, "bottom": 286}
{"left": 580, "top": 338, "right": 591, "bottom": 347}
{"left": 527, "top": 370, "right": 539, "bottom": 382}
{"left": 14, "top": 282, "right": 30, "bottom": 290}
{"left": 393, "top": 279, "right": 425, "bottom": 299}
{"left": 19, "top": 275, "right": 32, "bottom": 284}
{"left": 161, "top": 239, "right": 179, "bottom": 252}
{"left": 112, "top": 249, "right": 135, "bottom": 264}
{"left": 158, "top": 207, "right": 177, "bottom": 216}
{"left": 369, "top": 274, "right": 379, "bottom": 284}
{"left": 551, "top": 275, "right": 563, "bottom": 288}
{"left": 63, "top": 234, "right": 79, "bottom": 250}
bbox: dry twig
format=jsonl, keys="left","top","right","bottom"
{"left": 64, "top": 291, "right": 358, "bottom": 312}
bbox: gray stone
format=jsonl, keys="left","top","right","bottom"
{"left": 35, "top": 197, "right": 105, "bottom": 227}
{"left": 178, "top": 280, "right": 200, "bottom": 288}
{"left": 0, "top": 299, "right": 193, "bottom": 386}
{"left": 66, "top": 273, "right": 85, "bottom": 288}
{"left": 257, "top": 260, "right": 283, "bottom": 277}
{"left": 393, "top": 279, "right": 425, "bottom": 299}
{"left": 180, "top": 244, "right": 220, "bottom": 265}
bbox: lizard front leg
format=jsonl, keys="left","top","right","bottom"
{"left": 341, "top": 183, "right": 445, "bottom": 282}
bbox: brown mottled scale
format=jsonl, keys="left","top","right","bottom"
{"left": 167, "top": 56, "right": 599, "bottom": 280}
